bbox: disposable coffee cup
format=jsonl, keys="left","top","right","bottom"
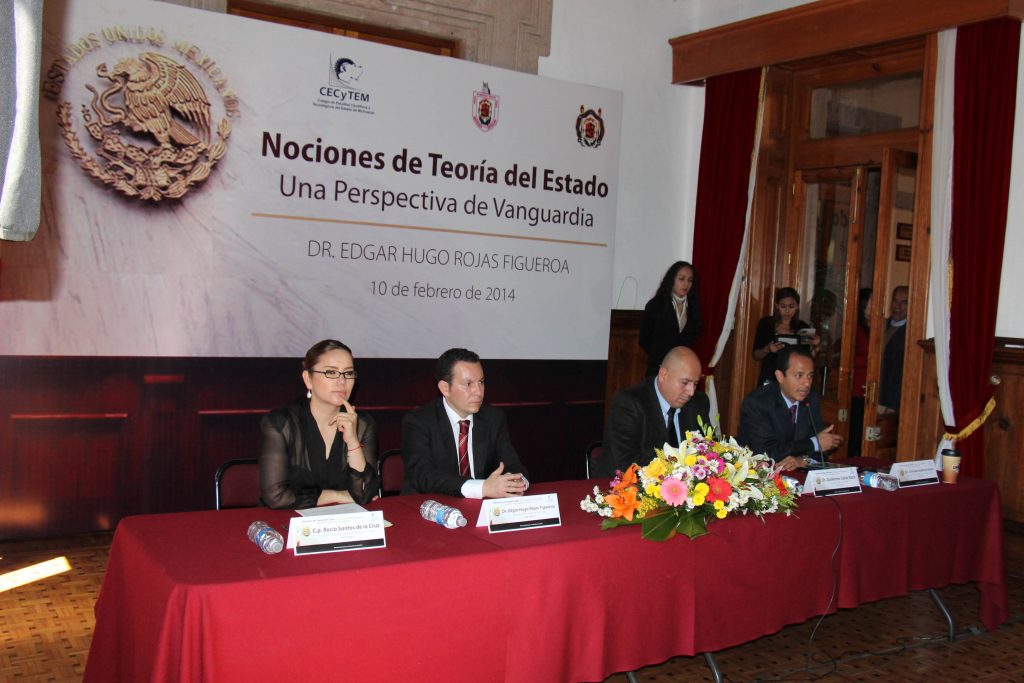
{"left": 941, "top": 448, "right": 961, "bottom": 484}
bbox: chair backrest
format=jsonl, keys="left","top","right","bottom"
{"left": 378, "top": 448, "right": 404, "bottom": 497}
{"left": 584, "top": 440, "right": 603, "bottom": 479}
{"left": 215, "top": 458, "right": 260, "bottom": 510}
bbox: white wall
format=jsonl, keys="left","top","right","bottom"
{"left": 539, "top": 0, "right": 813, "bottom": 308}
{"left": 997, "top": 47, "right": 1024, "bottom": 338}
{"left": 542, "top": 0, "right": 1024, "bottom": 338}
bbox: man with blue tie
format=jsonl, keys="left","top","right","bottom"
{"left": 595, "top": 346, "right": 711, "bottom": 478}
{"left": 737, "top": 345, "right": 843, "bottom": 471}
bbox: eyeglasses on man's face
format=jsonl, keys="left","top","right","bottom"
{"left": 310, "top": 369, "right": 358, "bottom": 380}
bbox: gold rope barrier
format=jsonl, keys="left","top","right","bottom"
{"left": 942, "top": 395, "right": 996, "bottom": 442}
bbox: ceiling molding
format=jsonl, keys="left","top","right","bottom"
{"left": 670, "top": 0, "right": 1024, "bottom": 85}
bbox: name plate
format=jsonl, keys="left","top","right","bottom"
{"left": 889, "top": 459, "right": 941, "bottom": 487}
{"left": 475, "top": 493, "right": 561, "bottom": 532}
{"left": 286, "top": 510, "right": 386, "bottom": 555}
{"left": 803, "top": 466, "right": 861, "bottom": 497}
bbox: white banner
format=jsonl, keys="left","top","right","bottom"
{"left": 0, "top": 0, "right": 621, "bottom": 359}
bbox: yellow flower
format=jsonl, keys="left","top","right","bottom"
{"left": 645, "top": 458, "right": 668, "bottom": 479}
{"left": 716, "top": 509, "right": 728, "bottom": 519}
{"left": 692, "top": 494, "right": 706, "bottom": 506}
{"left": 684, "top": 455, "right": 698, "bottom": 467}
{"left": 644, "top": 481, "right": 661, "bottom": 497}
{"left": 637, "top": 495, "right": 662, "bottom": 516}
{"left": 713, "top": 500, "right": 725, "bottom": 510}
{"left": 694, "top": 482, "right": 710, "bottom": 495}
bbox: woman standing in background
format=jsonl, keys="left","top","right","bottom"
{"left": 639, "top": 261, "right": 702, "bottom": 377}
{"left": 751, "top": 287, "right": 819, "bottom": 386}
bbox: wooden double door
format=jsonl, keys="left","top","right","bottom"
{"left": 794, "top": 150, "right": 917, "bottom": 458}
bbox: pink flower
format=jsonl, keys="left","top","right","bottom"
{"left": 661, "top": 477, "right": 689, "bottom": 506}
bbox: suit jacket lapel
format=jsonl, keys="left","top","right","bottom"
{"left": 435, "top": 399, "right": 459, "bottom": 472}
{"left": 772, "top": 390, "right": 796, "bottom": 440}
{"left": 471, "top": 410, "right": 488, "bottom": 476}
{"left": 644, "top": 381, "right": 670, "bottom": 445}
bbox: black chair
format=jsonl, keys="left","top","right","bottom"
{"left": 584, "top": 440, "right": 603, "bottom": 479}
{"left": 378, "top": 448, "right": 404, "bottom": 497}
{"left": 214, "top": 458, "right": 260, "bottom": 510}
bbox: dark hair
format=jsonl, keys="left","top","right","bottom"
{"left": 772, "top": 287, "right": 801, "bottom": 326}
{"left": 653, "top": 261, "right": 702, "bottom": 334}
{"left": 858, "top": 288, "right": 873, "bottom": 327}
{"left": 435, "top": 348, "right": 481, "bottom": 384}
{"left": 776, "top": 344, "right": 814, "bottom": 375}
{"left": 302, "top": 339, "right": 353, "bottom": 372}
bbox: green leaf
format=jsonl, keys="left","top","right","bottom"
{"left": 641, "top": 508, "right": 680, "bottom": 542}
{"left": 675, "top": 511, "right": 710, "bottom": 539}
{"left": 601, "top": 516, "right": 641, "bottom": 530}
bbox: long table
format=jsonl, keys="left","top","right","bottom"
{"left": 84, "top": 476, "right": 1008, "bottom": 682}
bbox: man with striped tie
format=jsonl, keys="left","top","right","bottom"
{"left": 402, "top": 348, "right": 529, "bottom": 498}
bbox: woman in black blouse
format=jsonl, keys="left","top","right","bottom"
{"left": 639, "top": 261, "right": 702, "bottom": 377}
{"left": 751, "top": 287, "right": 819, "bottom": 386}
{"left": 260, "top": 339, "right": 379, "bottom": 508}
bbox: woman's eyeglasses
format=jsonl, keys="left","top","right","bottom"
{"left": 310, "top": 369, "right": 358, "bottom": 380}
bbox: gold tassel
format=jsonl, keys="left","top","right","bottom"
{"left": 943, "top": 395, "right": 996, "bottom": 442}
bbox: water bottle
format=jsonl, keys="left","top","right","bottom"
{"left": 247, "top": 520, "right": 285, "bottom": 554}
{"left": 861, "top": 471, "right": 899, "bottom": 492}
{"left": 420, "top": 500, "right": 467, "bottom": 528}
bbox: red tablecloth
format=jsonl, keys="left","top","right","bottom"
{"left": 84, "top": 477, "right": 1007, "bottom": 683}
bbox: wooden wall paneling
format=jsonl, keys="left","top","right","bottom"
{"left": 565, "top": 399, "right": 605, "bottom": 478}
{"left": 0, "top": 356, "right": 606, "bottom": 537}
{"left": 985, "top": 343, "right": 1024, "bottom": 523}
{"left": 140, "top": 374, "right": 189, "bottom": 513}
{"left": 605, "top": 310, "right": 645, "bottom": 418}
{"left": 197, "top": 410, "right": 267, "bottom": 508}
{"left": 910, "top": 341, "right": 945, "bottom": 462}
{"left": 360, "top": 406, "right": 415, "bottom": 455}
{"left": 500, "top": 402, "right": 558, "bottom": 483}
{"left": 914, "top": 339, "right": 1024, "bottom": 523}
{"left": 3, "top": 414, "right": 128, "bottom": 537}
{"left": 669, "top": 0, "right": 1023, "bottom": 85}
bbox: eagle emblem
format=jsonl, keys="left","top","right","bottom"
{"left": 56, "top": 51, "right": 231, "bottom": 202}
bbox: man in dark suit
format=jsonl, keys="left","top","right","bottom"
{"left": 594, "top": 346, "right": 712, "bottom": 478}
{"left": 402, "top": 348, "right": 529, "bottom": 498}
{"left": 737, "top": 345, "right": 843, "bottom": 470}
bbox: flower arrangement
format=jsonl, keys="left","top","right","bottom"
{"left": 580, "top": 423, "right": 799, "bottom": 540}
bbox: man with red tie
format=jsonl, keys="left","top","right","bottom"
{"left": 737, "top": 346, "right": 843, "bottom": 471}
{"left": 402, "top": 348, "right": 529, "bottom": 498}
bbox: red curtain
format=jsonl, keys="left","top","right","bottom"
{"left": 692, "top": 68, "right": 762, "bottom": 373}
{"left": 948, "top": 18, "right": 1020, "bottom": 477}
